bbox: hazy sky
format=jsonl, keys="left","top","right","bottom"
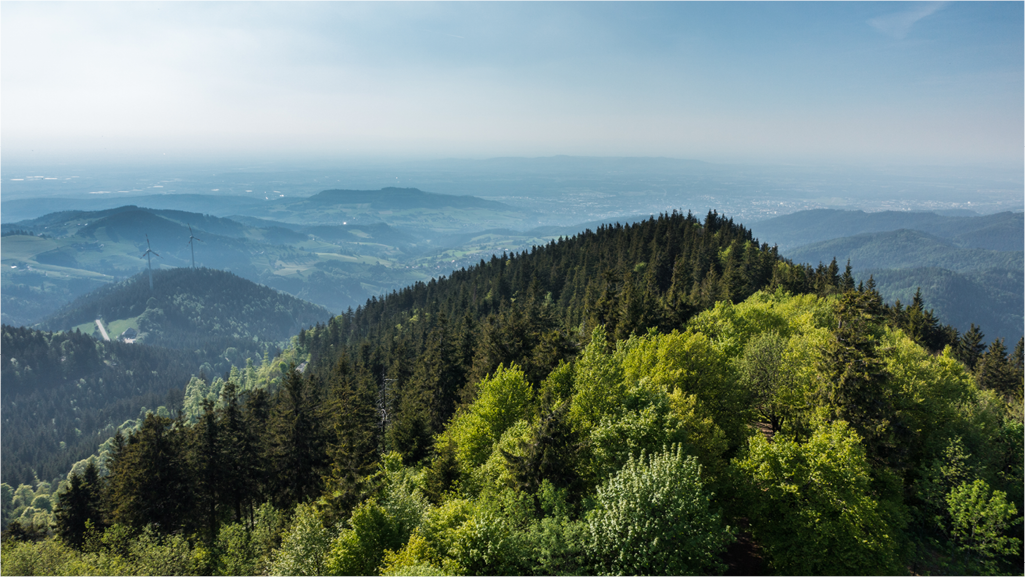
{"left": 2, "top": 2, "right": 1022, "bottom": 167}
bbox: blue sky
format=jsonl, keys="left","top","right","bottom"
{"left": 2, "top": 2, "right": 1021, "bottom": 167}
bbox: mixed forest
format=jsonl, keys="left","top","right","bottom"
{"left": 2, "top": 210, "right": 1022, "bottom": 576}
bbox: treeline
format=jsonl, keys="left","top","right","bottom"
{"left": 40, "top": 268, "right": 332, "bottom": 349}
{"left": 3, "top": 210, "right": 1021, "bottom": 575}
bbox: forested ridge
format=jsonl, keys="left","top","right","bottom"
{"left": 41, "top": 267, "right": 332, "bottom": 349}
{"left": 2, "top": 210, "right": 1022, "bottom": 576}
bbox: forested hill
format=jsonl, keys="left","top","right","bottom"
{"left": 40, "top": 268, "right": 332, "bottom": 350}
{"left": 5, "top": 210, "right": 1022, "bottom": 576}
{"left": 1, "top": 325, "right": 202, "bottom": 486}
{"left": 299, "top": 210, "right": 853, "bottom": 458}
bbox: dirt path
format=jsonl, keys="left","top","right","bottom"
{"left": 94, "top": 319, "right": 110, "bottom": 341}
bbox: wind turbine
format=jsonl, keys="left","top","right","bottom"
{"left": 186, "top": 225, "right": 203, "bottom": 269}
{"left": 141, "top": 235, "right": 161, "bottom": 290}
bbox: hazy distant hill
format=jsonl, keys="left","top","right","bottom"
{"left": 303, "top": 187, "right": 511, "bottom": 210}
{"left": 1, "top": 205, "right": 439, "bottom": 322}
{"left": 749, "top": 209, "right": 1024, "bottom": 251}
{"left": 786, "top": 229, "right": 1023, "bottom": 273}
{"left": 247, "top": 187, "right": 536, "bottom": 231}
{"left": 0, "top": 194, "right": 268, "bottom": 224}
{"left": 40, "top": 267, "right": 331, "bottom": 350}
{"left": 756, "top": 210, "right": 1024, "bottom": 344}
{"left": 861, "top": 266, "right": 1023, "bottom": 345}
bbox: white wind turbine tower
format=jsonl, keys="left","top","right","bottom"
{"left": 187, "top": 225, "right": 203, "bottom": 269}
{"left": 141, "top": 235, "right": 161, "bottom": 290}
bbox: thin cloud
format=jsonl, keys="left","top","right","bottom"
{"left": 869, "top": 2, "right": 946, "bottom": 40}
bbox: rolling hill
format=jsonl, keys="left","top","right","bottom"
{"left": 40, "top": 267, "right": 332, "bottom": 350}
{"left": 1, "top": 206, "right": 437, "bottom": 323}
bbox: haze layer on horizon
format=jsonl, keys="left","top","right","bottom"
{"left": 2, "top": 2, "right": 1022, "bottom": 169}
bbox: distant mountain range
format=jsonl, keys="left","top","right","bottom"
{"left": 1, "top": 187, "right": 535, "bottom": 230}
{"left": 750, "top": 209, "right": 1024, "bottom": 343}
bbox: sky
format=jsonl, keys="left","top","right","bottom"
{"left": 2, "top": 1, "right": 1022, "bottom": 168}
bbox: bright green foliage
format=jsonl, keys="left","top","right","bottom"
{"left": 324, "top": 454, "right": 431, "bottom": 575}
{"left": 616, "top": 329, "right": 748, "bottom": 449}
{"left": 879, "top": 328, "right": 977, "bottom": 461}
{"left": 325, "top": 456, "right": 431, "bottom": 576}
{"left": 686, "top": 290, "right": 836, "bottom": 359}
{"left": 736, "top": 330, "right": 794, "bottom": 433}
{"left": 587, "top": 445, "right": 733, "bottom": 576}
{"left": 518, "top": 515, "right": 589, "bottom": 576}
{"left": 0, "top": 537, "right": 102, "bottom": 576}
{"left": 946, "top": 479, "right": 1023, "bottom": 574}
{"left": 914, "top": 436, "right": 977, "bottom": 535}
{"left": 445, "top": 364, "right": 534, "bottom": 471}
{"left": 214, "top": 522, "right": 257, "bottom": 576}
{"left": 269, "top": 503, "right": 333, "bottom": 576}
{"left": 380, "top": 533, "right": 451, "bottom": 576}
{"left": 569, "top": 326, "right": 626, "bottom": 431}
{"left": 126, "top": 526, "right": 197, "bottom": 576}
{"left": 503, "top": 399, "right": 582, "bottom": 497}
{"left": 446, "top": 508, "right": 520, "bottom": 576}
{"left": 381, "top": 499, "right": 475, "bottom": 576}
{"left": 585, "top": 392, "right": 705, "bottom": 486}
{"left": 249, "top": 502, "right": 287, "bottom": 573}
{"left": 472, "top": 420, "right": 532, "bottom": 493}
{"left": 738, "top": 421, "right": 903, "bottom": 575}
{"left": 325, "top": 498, "right": 397, "bottom": 576}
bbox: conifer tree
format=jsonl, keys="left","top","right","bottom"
{"left": 53, "top": 461, "right": 103, "bottom": 548}
{"left": 104, "top": 414, "right": 193, "bottom": 531}
{"left": 322, "top": 357, "right": 381, "bottom": 521}
{"left": 817, "top": 292, "right": 904, "bottom": 469}
{"left": 840, "top": 259, "right": 856, "bottom": 292}
{"left": 219, "top": 379, "right": 263, "bottom": 525}
{"left": 268, "top": 367, "right": 328, "bottom": 509}
{"left": 975, "top": 339, "right": 1020, "bottom": 400}
{"left": 503, "top": 398, "right": 581, "bottom": 501}
{"left": 192, "top": 399, "right": 224, "bottom": 541}
{"left": 957, "top": 324, "right": 986, "bottom": 371}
